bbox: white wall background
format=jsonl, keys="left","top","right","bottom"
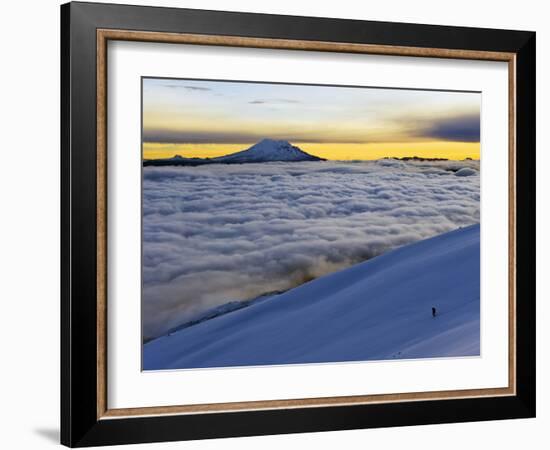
{"left": 0, "top": 0, "right": 546, "bottom": 448}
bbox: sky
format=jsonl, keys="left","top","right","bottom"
{"left": 142, "top": 78, "right": 481, "bottom": 161}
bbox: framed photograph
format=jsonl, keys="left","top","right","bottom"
{"left": 61, "top": 2, "right": 536, "bottom": 447}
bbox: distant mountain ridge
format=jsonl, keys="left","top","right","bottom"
{"left": 143, "top": 139, "right": 325, "bottom": 166}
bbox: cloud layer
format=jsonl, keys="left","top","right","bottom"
{"left": 142, "top": 160, "right": 480, "bottom": 340}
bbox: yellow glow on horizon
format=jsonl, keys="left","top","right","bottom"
{"left": 143, "top": 141, "right": 480, "bottom": 161}
{"left": 302, "top": 142, "right": 480, "bottom": 160}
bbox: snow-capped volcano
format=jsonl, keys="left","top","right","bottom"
{"left": 143, "top": 139, "right": 324, "bottom": 166}
{"left": 213, "top": 139, "right": 323, "bottom": 163}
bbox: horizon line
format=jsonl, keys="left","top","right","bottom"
{"left": 142, "top": 139, "right": 481, "bottom": 161}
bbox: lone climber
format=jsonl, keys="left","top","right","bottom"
{"left": 432, "top": 307, "right": 437, "bottom": 318}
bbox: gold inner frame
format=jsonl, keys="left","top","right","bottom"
{"left": 96, "top": 29, "right": 517, "bottom": 420}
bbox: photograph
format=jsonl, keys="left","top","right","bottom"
{"left": 141, "top": 77, "right": 481, "bottom": 371}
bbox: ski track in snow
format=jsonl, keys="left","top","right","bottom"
{"left": 143, "top": 224, "right": 480, "bottom": 370}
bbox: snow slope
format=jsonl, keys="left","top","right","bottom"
{"left": 143, "top": 224, "right": 480, "bottom": 370}
{"left": 143, "top": 139, "right": 323, "bottom": 166}
{"left": 160, "top": 292, "right": 279, "bottom": 340}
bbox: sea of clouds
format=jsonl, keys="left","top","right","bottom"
{"left": 142, "top": 160, "right": 480, "bottom": 340}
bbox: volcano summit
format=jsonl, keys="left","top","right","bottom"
{"left": 143, "top": 139, "right": 325, "bottom": 166}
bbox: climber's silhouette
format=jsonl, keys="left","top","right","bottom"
{"left": 432, "top": 307, "right": 437, "bottom": 318}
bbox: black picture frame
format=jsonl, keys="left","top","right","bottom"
{"left": 61, "top": 1, "right": 536, "bottom": 447}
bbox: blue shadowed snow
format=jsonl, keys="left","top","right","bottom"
{"left": 143, "top": 224, "right": 480, "bottom": 370}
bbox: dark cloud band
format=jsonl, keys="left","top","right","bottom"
{"left": 143, "top": 112, "right": 480, "bottom": 145}
{"left": 420, "top": 114, "right": 480, "bottom": 142}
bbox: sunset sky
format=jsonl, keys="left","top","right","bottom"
{"left": 142, "top": 78, "right": 481, "bottom": 160}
